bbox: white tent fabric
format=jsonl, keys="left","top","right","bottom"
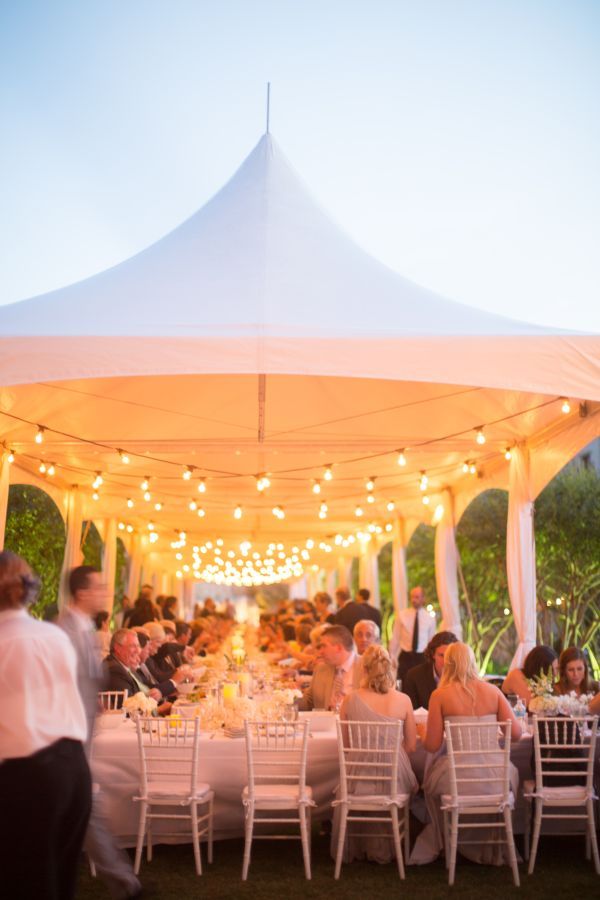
{"left": 57, "top": 488, "right": 83, "bottom": 609}
{"left": 388, "top": 519, "right": 409, "bottom": 660}
{"left": 101, "top": 518, "right": 117, "bottom": 613}
{"left": 359, "top": 544, "right": 381, "bottom": 610}
{"left": 434, "top": 489, "right": 463, "bottom": 640}
{"left": 507, "top": 446, "right": 538, "bottom": 668}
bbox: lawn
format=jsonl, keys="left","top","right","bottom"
{"left": 76, "top": 831, "right": 598, "bottom": 899}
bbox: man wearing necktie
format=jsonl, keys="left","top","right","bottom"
{"left": 394, "top": 586, "right": 437, "bottom": 686}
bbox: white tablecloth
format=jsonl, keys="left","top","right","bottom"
{"left": 91, "top": 721, "right": 339, "bottom": 845}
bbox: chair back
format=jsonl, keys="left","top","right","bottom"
{"left": 135, "top": 716, "right": 200, "bottom": 799}
{"left": 336, "top": 718, "right": 403, "bottom": 803}
{"left": 99, "top": 689, "right": 127, "bottom": 711}
{"left": 531, "top": 715, "right": 598, "bottom": 791}
{"left": 444, "top": 720, "right": 511, "bottom": 804}
{"left": 243, "top": 720, "right": 309, "bottom": 801}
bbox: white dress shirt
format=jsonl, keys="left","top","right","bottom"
{"left": 0, "top": 608, "right": 87, "bottom": 761}
{"left": 393, "top": 606, "right": 437, "bottom": 655}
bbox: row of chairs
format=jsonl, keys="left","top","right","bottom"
{"left": 98, "top": 707, "right": 599, "bottom": 883}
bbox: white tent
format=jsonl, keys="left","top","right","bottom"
{"left": 0, "top": 133, "right": 599, "bottom": 662}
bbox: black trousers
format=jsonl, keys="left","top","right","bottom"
{"left": 0, "top": 738, "right": 92, "bottom": 900}
{"left": 397, "top": 650, "right": 425, "bottom": 685}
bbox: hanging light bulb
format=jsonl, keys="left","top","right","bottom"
{"left": 39, "top": 462, "right": 47, "bottom": 474}
{"left": 560, "top": 397, "right": 571, "bottom": 414}
{"left": 179, "top": 531, "right": 187, "bottom": 541}
{"left": 118, "top": 449, "right": 130, "bottom": 464}
{"left": 147, "top": 522, "right": 155, "bottom": 531}
{"left": 397, "top": 449, "right": 407, "bottom": 467}
{"left": 198, "top": 478, "right": 206, "bottom": 493}
{"left": 35, "top": 426, "right": 44, "bottom": 444}
{"left": 256, "top": 474, "right": 270, "bottom": 491}
{"left": 197, "top": 507, "right": 206, "bottom": 518}
{"left": 143, "top": 490, "right": 151, "bottom": 502}
{"left": 92, "top": 490, "right": 100, "bottom": 501}
{"left": 504, "top": 447, "right": 512, "bottom": 461}
{"left": 419, "top": 471, "right": 428, "bottom": 491}
{"left": 367, "top": 493, "right": 375, "bottom": 504}
{"left": 422, "top": 495, "right": 430, "bottom": 505}
{"left": 154, "top": 501, "right": 162, "bottom": 511}
{"left": 355, "top": 505, "right": 364, "bottom": 517}
{"left": 92, "top": 472, "right": 103, "bottom": 489}
{"left": 118, "top": 522, "right": 125, "bottom": 531}
{"left": 323, "top": 464, "right": 333, "bottom": 481}
{"left": 183, "top": 465, "right": 193, "bottom": 481}
{"left": 312, "top": 479, "right": 321, "bottom": 495}
{"left": 47, "top": 463, "right": 55, "bottom": 476}
{"left": 188, "top": 499, "right": 197, "bottom": 511}
{"left": 127, "top": 498, "right": 134, "bottom": 509}
{"left": 475, "top": 427, "right": 486, "bottom": 445}
{"left": 365, "top": 477, "right": 375, "bottom": 492}
{"left": 469, "top": 463, "right": 477, "bottom": 475}
{"left": 234, "top": 505, "right": 243, "bottom": 519}
{"left": 126, "top": 524, "right": 133, "bottom": 533}
{"left": 462, "top": 461, "right": 470, "bottom": 474}
{"left": 140, "top": 477, "right": 149, "bottom": 492}
{"left": 7, "top": 449, "right": 15, "bottom": 464}
{"left": 149, "top": 531, "right": 158, "bottom": 543}
{"left": 386, "top": 500, "right": 395, "bottom": 512}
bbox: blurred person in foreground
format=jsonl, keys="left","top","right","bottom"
{"left": 59, "top": 565, "right": 141, "bottom": 899}
{"left": 0, "top": 551, "right": 91, "bottom": 900}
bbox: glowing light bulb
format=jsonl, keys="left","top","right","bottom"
{"left": 143, "top": 490, "right": 151, "bottom": 502}
{"left": 504, "top": 447, "right": 512, "bottom": 461}
{"left": 147, "top": 522, "right": 155, "bottom": 531}
{"left": 386, "top": 500, "right": 395, "bottom": 512}
{"left": 47, "top": 463, "right": 55, "bottom": 476}
{"left": 7, "top": 450, "right": 15, "bottom": 463}
{"left": 118, "top": 449, "right": 130, "bottom": 464}
{"left": 183, "top": 466, "right": 193, "bottom": 481}
{"left": 324, "top": 465, "right": 333, "bottom": 481}
{"left": 127, "top": 498, "right": 134, "bottom": 509}
{"left": 35, "top": 426, "right": 44, "bottom": 444}
{"left": 118, "top": 522, "right": 125, "bottom": 530}
{"left": 179, "top": 531, "right": 187, "bottom": 540}
{"left": 140, "top": 478, "right": 149, "bottom": 492}
{"left": 256, "top": 474, "right": 270, "bottom": 491}
{"left": 367, "top": 493, "right": 375, "bottom": 504}
{"left": 234, "top": 505, "right": 243, "bottom": 519}
{"left": 422, "top": 495, "right": 430, "bottom": 505}
{"left": 561, "top": 398, "right": 571, "bottom": 414}
{"left": 469, "top": 463, "right": 477, "bottom": 475}
{"left": 462, "top": 461, "right": 469, "bottom": 474}
{"left": 198, "top": 478, "right": 206, "bottom": 493}
{"left": 126, "top": 524, "right": 133, "bottom": 533}
{"left": 419, "top": 471, "right": 428, "bottom": 491}
{"left": 92, "top": 490, "right": 100, "bottom": 501}
{"left": 355, "top": 505, "right": 364, "bottom": 517}
{"left": 312, "top": 480, "right": 321, "bottom": 494}
{"left": 365, "top": 477, "right": 375, "bottom": 492}
{"left": 476, "top": 427, "right": 486, "bottom": 445}
{"left": 92, "top": 472, "right": 103, "bottom": 489}
{"left": 188, "top": 499, "right": 197, "bottom": 511}
{"left": 154, "top": 501, "right": 162, "bottom": 511}
{"left": 197, "top": 507, "right": 205, "bottom": 517}
{"left": 39, "top": 462, "right": 47, "bottom": 474}
{"left": 397, "top": 449, "right": 406, "bottom": 467}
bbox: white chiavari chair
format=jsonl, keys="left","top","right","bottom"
{"left": 98, "top": 690, "right": 127, "bottom": 711}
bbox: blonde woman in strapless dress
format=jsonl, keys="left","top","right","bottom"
{"left": 331, "top": 644, "right": 418, "bottom": 864}
{"left": 410, "top": 642, "right": 522, "bottom": 866}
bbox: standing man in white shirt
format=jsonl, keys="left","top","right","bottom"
{"left": 392, "top": 586, "right": 437, "bottom": 685}
{"left": 0, "top": 551, "right": 92, "bottom": 900}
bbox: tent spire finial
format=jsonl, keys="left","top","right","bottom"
{"left": 266, "top": 82, "right": 270, "bottom": 134}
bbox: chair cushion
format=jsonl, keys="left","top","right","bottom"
{"left": 242, "top": 784, "right": 313, "bottom": 807}
{"left": 523, "top": 781, "right": 591, "bottom": 805}
{"left": 342, "top": 792, "right": 410, "bottom": 811}
{"left": 440, "top": 791, "right": 514, "bottom": 810}
{"left": 140, "top": 781, "right": 211, "bottom": 803}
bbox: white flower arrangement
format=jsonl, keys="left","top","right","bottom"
{"left": 528, "top": 673, "right": 592, "bottom": 717}
{"left": 123, "top": 691, "right": 158, "bottom": 716}
{"left": 256, "top": 688, "right": 302, "bottom": 721}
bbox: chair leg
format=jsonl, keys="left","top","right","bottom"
{"left": 241, "top": 803, "right": 254, "bottom": 881}
{"left": 528, "top": 799, "right": 543, "bottom": 875}
{"left": 443, "top": 809, "right": 450, "bottom": 869}
{"left": 448, "top": 809, "right": 459, "bottom": 886}
{"left": 299, "top": 805, "right": 311, "bottom": 880}
{"left": 146, "top": 816, "right": 153, "bottom": 862}
{"left": 191, "top": 801, "right": 202, "bottom": 876}
{"left": 207, "top": 795, "right": 214, "bottom": 864}
{"left": 390, "top": 805, "right": 405, "bottom": 880}
{"left": 88, "top": 857, "right": 96, "bottom": 878}
{"left": 334, "top": 805, "right": 348, "bottom": 880}
{"left": 587, "top": 798, "right": 600, "bottom": 875}
{"left": 134, "top": 802, "right": 147, "bottom": 875}
{"left": 403, "top": 804, "right": 410, "bottom": 861}
{"left": 523, "top": 799, "right": 531, "bottom": 861}
{"left": 504, "top": 807, "right": 520, "bottom": 887}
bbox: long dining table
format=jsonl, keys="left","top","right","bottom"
{"left": 91, "top": 717, "right": 544, "bottom": 848}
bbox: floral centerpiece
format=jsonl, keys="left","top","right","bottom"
{"left": 123, "top": 691, "right": 158, "bottom": 716}
{"left": 528, "top": 673, "right": 593, "bottom": 716}
{"left": 257, "top": 688, "right": 302, "bottom": 721}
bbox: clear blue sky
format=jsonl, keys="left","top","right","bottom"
{"left": 1, "top": 0, "right": 599, "bottom": 329}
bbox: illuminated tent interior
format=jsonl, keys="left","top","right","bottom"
{"left": 0, "top": 133, "right": 599, "bottom": 659}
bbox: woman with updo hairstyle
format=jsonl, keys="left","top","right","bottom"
{"left": 555, "top": 647, "right": 599, "bottom": 697}
{"left": 333, "top": 644, "right": 417, "bottom": 865}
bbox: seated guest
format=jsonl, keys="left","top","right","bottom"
{"left": 103, "top": 629, "right": 162, "bottom": 703}
{"left": 313, "top": 591, "right": 334, "bottom": 623}
{"left": 127, "top": 593, "right": 159, "bottom": 627}
{"left": 200, "top": 597, "right": 217, "bottom": 617}
{"left": 403, "top": 631, "right": 458, "bottom": 710}
{"left": 411, "top": 643, "right": 521, "bottom": 866}
{"left": 156, "top": 621, "right": 195, "bottom": 669}
{"left": 159, "top": 618, "right": 177, "bottom": 637}
{"left": 162, "top": 595, "right": 178, "bottom": 621}
{"left": 332, "top": 645, "right": 417, "bottom": 864}
{"left": 135, "top": 631, "right": 181, "bottom": 700}
{"left": 554, "top": 646, "right": 599, "bottom": 696}
{"left": 501, "top": 644, "right": 558, "bottom": 707}
{"left": 353, "top": 619, "right": 380, "bottom": 656}
{"left": 297, "top": 625, "right": 360, "bottom": 711}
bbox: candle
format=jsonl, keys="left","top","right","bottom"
{"left": 222, "top": 682, "right": 238, "bottom": 706}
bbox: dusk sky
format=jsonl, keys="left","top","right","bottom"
{"left": 1, "top": 1, "right": 598, "bottom": 329}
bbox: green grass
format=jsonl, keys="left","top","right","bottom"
{"left": 76, "top": 831, "right": 599, "bottom": 899}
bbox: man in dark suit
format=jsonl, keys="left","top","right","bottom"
{"left": 104, "top": 629, "right": 162, "bottom": 701}
{"left": 403, "top": 631, "right": 458, "bottom": 710}
{"left": 333, "top": 587, "right": 381, "bottom": 632}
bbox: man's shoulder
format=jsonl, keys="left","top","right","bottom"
{"left": 405, "top": 661, "right": 431, "bottom": 683}
{"left": 312, "top": 661, "right": 334, "bottom": 678}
